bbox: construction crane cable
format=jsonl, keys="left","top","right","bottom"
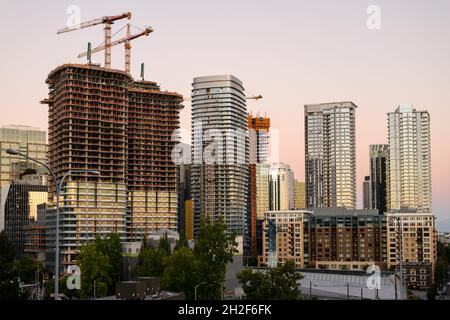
{"left": 130, "top": 24, "right": 146, "bottom": 32}
{"left": 92, "top": 23, "right": 128, "bottom": 51}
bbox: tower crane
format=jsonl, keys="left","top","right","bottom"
{"left": 78, "top": 26, "right": 153, "bottom": 74}
{"left": 57, "top": 12, "right": 132, "bottom": 69}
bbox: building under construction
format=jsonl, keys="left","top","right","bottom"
{"left": 247, "top": 114, "right": 270, "bottom": 260}
{"left": 128, "top": 80, "right": 183, "bottom": 238}
{"left": 43, "top": 64, "right": 183, "bottom": 267}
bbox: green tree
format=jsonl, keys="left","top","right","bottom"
{"left": 20, "top": 168, "right": 37, "bottom": 178}
{"left": 236, "top": 268, "right": 271, "bottom": 299}
{"left": 44, "top": 276, "right": 81, "bottom": 300}
{"left": 193, "top": 216, "right": 238, "bottom": 300}
{"left": 161, "top": 247, "right": 199, "bottom": 299}
{"left": 237, "top": 260, "right": 303, "bottom": 300}
{"left": 158, "top": 232, "right": 171, "bottom": 256}
{"left": 95, "top": 233, "right": 122, "bottom": 294}
{"left": 174, "top": 233, "right": 189, "bottom": 252}
{"left": 13, "top": 257, "right": 39, "bottom": 284}
{"left": 0, "top": 231, "right": 20, "bottom": 299}
{"left": 136, "top": 247, "right": 167, "bottom": 277}
{"left": 77, "top": 242, "right": 111, "bottom": 299}
{"left": 426, "top": 283, "right": 437, "bottom": 300}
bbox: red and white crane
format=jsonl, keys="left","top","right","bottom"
{"left": 78, "top": 25, "right": 153, "bottom": 74}
{"left": 57, "top": 12, "right": 132, "bottom": 69}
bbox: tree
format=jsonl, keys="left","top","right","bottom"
{"left": 0, "top": 231, "right": 20, "bottom": 300}
{"left": 136, "top": 247, "right": 166, "bottom": 277}
{"left": 236, "top": 268, "right": 271, "bottom": 299}
{"left": 44, "top": 276, "right": 81, "bottom": 300}
{"left": 13, "top": 257, "right": 40, "bottom": 284}
{"left": 270, "top": 261, "right": 303, "bottom": 299}
{"left": 193, "top": 216, "right": 238, "bottom": 300}
{"left": 0, "top": 231, "right": 15, "bottom": 265}
{"left": 237, "top": 260, "right": 303, "bottom": 300}
{"left": 158, "top": 232, "right": 171, "bottom": 256}
{"left": 161, "top": 247, "right": 199, "bottom": 299}
{"left": 174, "top": 233, "right": 189, "bottom": 252}
{"left": 95, "top": 233, "right": 122, "bottom": 294}
{"left": 20, "top": 168, "right": 37, "bottom": 178}
{"left": 77, "top": 242, "right": 111, "bottom": 299}
{"left": 426, "top": 283, "right": 437, "bottom": 300}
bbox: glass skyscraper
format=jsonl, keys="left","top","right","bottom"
{"left": 0, "top": 125, "right": 47, "bottom": 187}
{"left": 387, "top": 105, "right": 431, "bottom": 212}
{"left": 370, "top": 144, "right": 388, "bottom": 214}
{"left": 191, "top": 75, "right": 249, "bottom": 251}
{"left": 0, "top": 174, "right": 47, "bottom": 258}
{"left": 304, "top": 102, "right": 357, "bottom": 209}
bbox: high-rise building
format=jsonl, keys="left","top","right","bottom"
{"left": 269, "top": 163, "right": 295, "bottom": 211}
{"left": 191, "top": 75, "right": 249, "bottom": 251}
{"left": 247, "top": 114, "right": 270, "bottom": 258}
{"left": 370, "top": 144, "right": 388, "bottom": 214}
{"left": 43, "top": 64, "right": 183, "bottom": 267}
{"left": 305, "top": 102, "right": 357, "bottom": 209}
{"left": 363, "top": 176, "right": 371, "bottom": 210}
{"left": 294, "top": 180, "right": 306, "bottom": 209}
{"left": 127, "top": 80, "right": 183, "bottom": 238}
{"left": 24, "top": 203, "right": 47, "bottom": 263}
{"left": 0, "top": 125, "right": 47, "bottom": 186}
{"left": 44, "top": 64, "right": 131, "bottom": 268}
{"left": 387, "top": 105, "right": 431, "bottom": 212}
{"left": 0, "top": 174, "right": 47, "bottom": 258}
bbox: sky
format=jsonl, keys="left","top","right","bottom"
{"left": 0, "top": 0, "right": 449, "bottom": 230}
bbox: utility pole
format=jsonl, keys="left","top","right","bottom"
{"left": 347, "top": 283, "right": 350, "bottom": 300}
{"left": 396, "top": 215, "right": 404, "bottom": 300}
{"left": 394, "top": 274, "right": 398, "bottom": 300}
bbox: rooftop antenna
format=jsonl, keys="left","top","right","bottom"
{"left": 140, "top": 62, "right": 145, "bottom": 81}
{"left": 87, "top": 42, "right": 92, "bottom": 64}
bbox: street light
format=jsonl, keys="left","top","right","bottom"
{"left": 391, "top": 214, "right": 404, "bottom": 300}
{"left": 35, "top": 270, "right": 44, "bottom": 300}
{"left": 194, "top": 282, "right": 206, "bottom": 300}
{"left": 94, "top": 278, "right": 103, "bottom": 300}
{"left": 212, "top": 281, "right": 225, "bottom": 300}
{"left": 6, "top": 148, "right": 100, "bottom": 300}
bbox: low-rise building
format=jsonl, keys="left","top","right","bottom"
{"left": 257, "top": 208, "right": 438, "bottom": 290}
{"left": 259, "top": 210, "right": 311, "bottom": 269}
{"left": 307, "top": 208, "right": 387, "bottom": 270}
{"left": 437, "top": 232, "right": 450, "bottom": 246}
{"left": 386, "top": 211, "right": 436, "bottom": 270}
{"left": 403, "top": 262, "right": 433, "bottom": 290}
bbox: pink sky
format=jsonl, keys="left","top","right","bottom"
{"left": 0, "top": 0, "right": 449, "bottom": 229}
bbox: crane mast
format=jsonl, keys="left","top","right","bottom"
{"left": 125, "top": 24, "right": 131, "bottom": 73}
{"left": 78, "top": 27, "right": 153, "bottom": 73}
{"left": 57, "top": 12, "right": 131, "bottom": 69}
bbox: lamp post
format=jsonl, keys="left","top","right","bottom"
{"left": 392, "top": 214, "right": 404, "bottom": 300}
{"left": 35, "top": 270, "right": 44, "bottom": 300}
{"left": 194, "top": 282, "right": 206, "bottom": 300}
{"left": 6, "top": 148, "right": 100, "bottom": 300}
{"left": 212, "top": 281, "right": 224, "bottom": 300}
{"left": 94, "top": 278, "right": 103, "bottom": 300}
